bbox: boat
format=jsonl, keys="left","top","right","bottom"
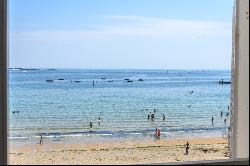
{"left": 219, "top": 79, "right": 231, "bottom": 85}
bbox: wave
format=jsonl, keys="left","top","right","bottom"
{"left": 9, "top": 126, "right": 227, "bottom": 140}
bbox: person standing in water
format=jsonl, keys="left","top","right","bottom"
{"left": 154, "top": 128, "right": 160, "bottom": 140}
{"left": 154, "top": 128, "right": 158, "bottom": 137}
{"left": 92, "top": 80, "right": 95, "bottom": 87}
{"left": 220, "top": 111, "right": 223, "bottom": 117}
{"left": 97, "top": 117, "right": 101, "bottom": 125}
{"left": 90, "top": 121, "right": 93, "bottom": 128}
{"left": 212, "top": 117, "right": 214, "bottom": 126}
{"left": 163, "top": 114, "right": 166, "bottom": 121}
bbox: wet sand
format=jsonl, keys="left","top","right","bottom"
{"left": 9, "top": 137, "right": 229, "bottom": 165}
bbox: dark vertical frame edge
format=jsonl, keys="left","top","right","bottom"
{"left": 0, "top": 0, "right": 8, "bottom": 165}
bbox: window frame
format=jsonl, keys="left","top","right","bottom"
{"left": 0, "top": 0, "right": 248, "bottom": 164}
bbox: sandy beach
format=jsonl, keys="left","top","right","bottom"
{"left": 9, "top": 137, "right": 229, "bottom": 165}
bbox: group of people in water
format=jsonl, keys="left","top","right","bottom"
{"left": 211, "top": 106, "right": 230, "bottom": 126}
{"left": 89, "top": 117, "right": 101, "bottom": 128}
{"left": 146, "top": 109, "right": 166, "bottom": 122}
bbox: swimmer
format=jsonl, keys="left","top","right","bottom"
{"left": 97, "top": 117, "right": 101, "bottom": 125}
{"left": 163, "top": 114, "right": 166, "bottom": 121}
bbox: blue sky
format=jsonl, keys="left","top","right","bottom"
{"left": 9, "top": 0, "right": 234, "bottom": 69}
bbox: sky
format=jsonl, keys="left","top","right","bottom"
{"left": 9, "top": 0, "right": 234, "bottom": 69}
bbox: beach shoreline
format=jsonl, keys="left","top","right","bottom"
{"left": 9, "top": 136, "right": 229, "bottom": 165}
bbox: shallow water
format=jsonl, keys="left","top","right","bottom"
{"left": 9, "top": 69, "right": 231, "bottom": 143}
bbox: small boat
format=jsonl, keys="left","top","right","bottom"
{"left": 127, "top": 80, "right": 133, "bottom": 82}
{"left": 138, "top": 79, "right": 143, "bottom": 82}
{"left": 108, "top": 80, "right": 114, "bottom": 82}
{"left": 219, "top": 79, "right": 231, "bottom": 85}
{"left": 58, "top": 79, "right": 64, "bottom": 81}
{"left": 101, "top": 78, "right": 107, "bottom": 80}
{"left": 46, "top": 80, "right": 54, "bottom": 82}
{"left": 124, "top": 79, "right": 130, "bottom": 81}
{"left": 74, "top": 81, "right": 81, "bottom": 83}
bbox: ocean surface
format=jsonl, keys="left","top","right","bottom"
{"left": 9, "top": 69, "right": 231, "bottom": 144}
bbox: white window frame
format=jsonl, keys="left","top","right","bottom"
{"left": 0, "top": 0, "right": 248, "bottom": 164}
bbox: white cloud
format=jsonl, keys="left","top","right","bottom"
{"left": 11, "top": 16, "right": 231, "bottom": 40}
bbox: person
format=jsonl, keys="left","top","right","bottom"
{"left": 228, "top": 106, "right": 230, "bottom": 110}
{"left": 39, "top": 135, "right": 43, "bottom": 145}
{"left": 151, "top": 113, "right": 155, "bottom": 120}
{"left": 156, "top": 128, "right": 161, "bottom": 140}
{"left": 90, "top": 121, "right": 93, "bottom": 128}
{"left": 212, "top": 117, "right": 214, "bottom": 126}
{"left": 185, "top": 142, "right": 190, "bottom": 155}
{"left": 224, "top": 119, "right": 227, "bottom": 124}
{"left": 153, "top": 109, "right": 156, "bottom": 113}
{"left": 97, "top": 117, "right": 101, "bottom": 125}
{"left": 163, "top": 114, "right": 166, "bottom": 121}
{"left": 154, "top": 128, "right": 160, "bottom": 140}
{"left": 147, "top": 114, "right": 150, "bottom": 120}
{"left": 92, "top": 80, "right": 95, "bottom": 87}
{"left": 226, "top": 112, "right": 230, "bottom": 117}
{"left": 221, "top": 111, "right": 223, "bottom": 117}
{"left": 154, "top": 128, "right": 158, "bottom": 138}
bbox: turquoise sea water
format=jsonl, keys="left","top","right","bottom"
{"left": 9, "top": 69, "right": 231, "bottom": 143}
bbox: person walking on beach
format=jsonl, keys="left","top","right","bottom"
{"left": 39, "top": 135, "right": 43, "bottom": 145}
{"left": 185, "top": 142, "right": 190, "bottom": 155}
{"left": 211, "top": 117, "right": 214, "bottom": 126}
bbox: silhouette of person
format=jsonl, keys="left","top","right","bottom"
{"left": 185, "top": 142, "right": 190, "bottom": 155}
{"left": 163, "top": 114, "right": 166, "bottom": 121}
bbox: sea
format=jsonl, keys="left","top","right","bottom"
{"left": 9, "top": 69, "right": 231, "bottom": 145}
